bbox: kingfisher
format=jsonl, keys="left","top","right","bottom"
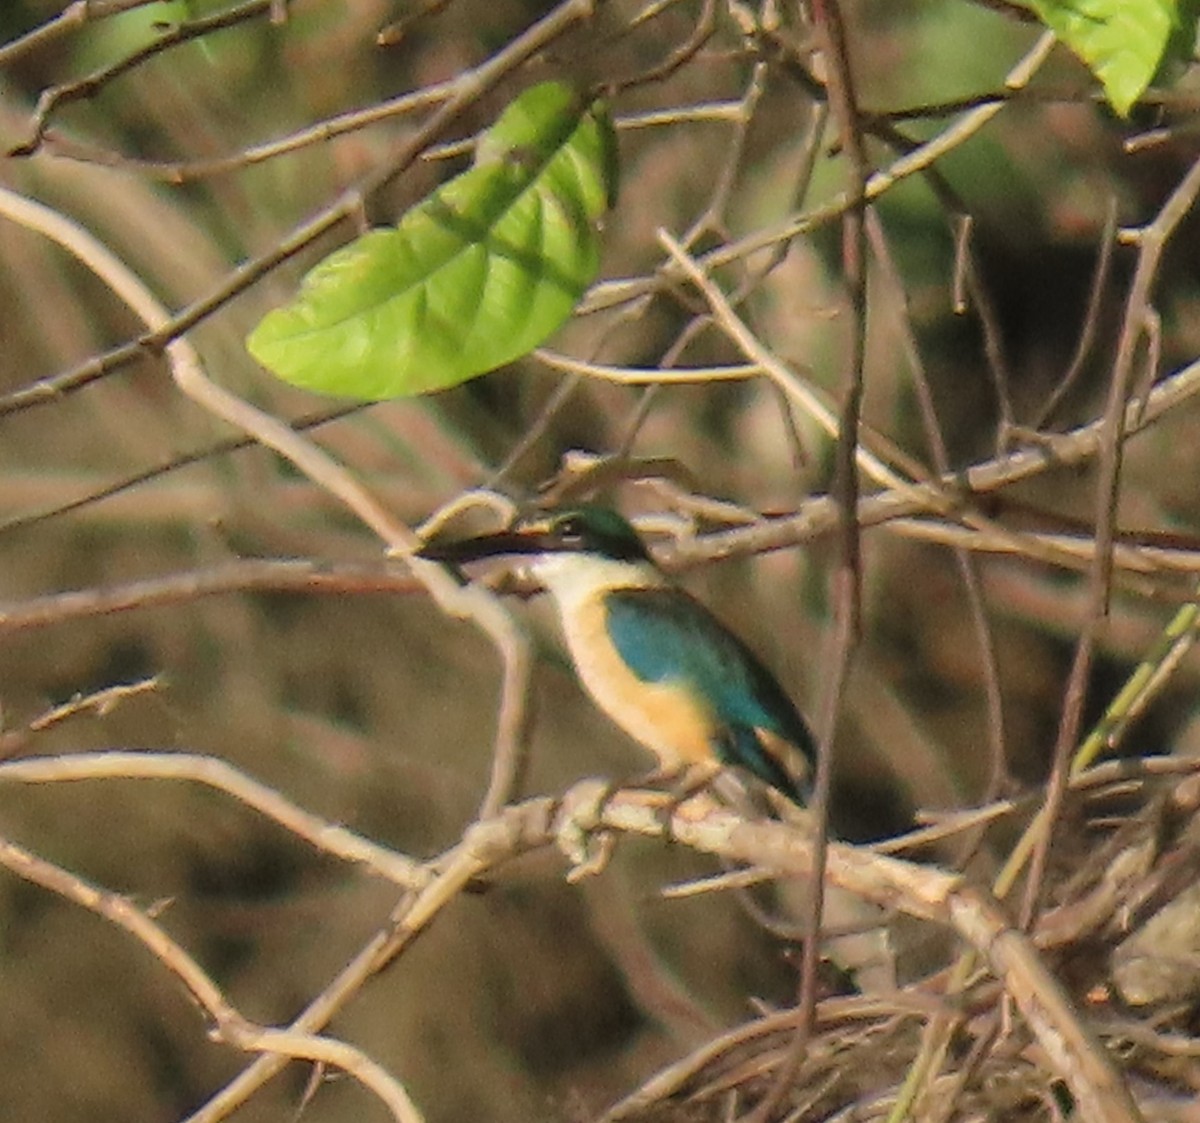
{"left": 417, "top": 505, "right": 816, "bottom": 807}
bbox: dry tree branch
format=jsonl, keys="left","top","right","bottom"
{"left": 524, "top": 356, "right": 758, "bottom": 434}
{"left": 0, "top": 678, "right": 163, "bottom": 758}
{"left": 183, "top": 796, "right": 566, "bottom": 1122}
{"left": 657, "top": 230, "right": 919, "bottom": 494}
{"left": 0, "top": 751, "right": 428, "bottom": 886}
{"left": 1021, "top": 150, "right": 1200, "bottom": 928}
{"left": 0, "top": 402, "right": 367, "bottom": 536}
{"left": 667, "top": 354, "right": 1200, "bottom": 566}
{"left": 10, "top": 0, "right": 278, "bottom": 157}
{"left": 375, "top": 0, "right": 455, "bottom": 47}
{"left": 37, "top": 97, "right": 749, "bottom": 190}
{"left": 582, "top": 31, "right": 1058, "bottom": 317}
{"left": 886, "top": 519, "right": 1200, "bottom": 582}
{"left": 0, "top": 178, "right": 530, "bottom": 814}
{"left": 745, "top": 5, "right": 869, "bottom": 1095}
{"left": 875, "top": 755, "right": 1200, "bottom": 858}
{"left": 23, "top": 677, "right": 161, "bottom": 731}
{"left": 655, "top": 229, "right": 1184, "bottom": 598}
{"left": 810, "top": 0, "right": 869, "bottom": 623}
{"left": 574, "top": 788, "right": 1144, "bottom": 1123}
{"left": 678, "top": 59, "right": 769, "bottom": 246}
{"left": 600, "top": 993, "right": 937, "bottom": 1122}
{"left": 0, "top": 0, "right": 158, "bottom": 69}
{"left": 168, "top": 776, "right": 1152, "bottom": 1123}
{"left": 607, "top": 0, "right": 716, "bottom": 95}
{"left": 33, "top": 76, "right": 459, "bottom": 182}
{"left": 0, "top": 832, "right": 427, "bottom": 1123}
{"left": 0, "top": 558, "right": 419, "bottom": 634}
{"left": 1033, "top": 200, "right": 1120, "bottom": 430}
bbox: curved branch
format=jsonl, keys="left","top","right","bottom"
{"left": 0, "top": 833, "right": 426, "bottom": 1123}
{"left": 0, "top": 752, "right": 427, "bottom": 887}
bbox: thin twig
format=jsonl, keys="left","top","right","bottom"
{"left": 0, "top": 403, "right": 367, "bottom": 537}
{"left": 0, "top": 0, "right": 157, "bottom": 69}
{"left": 1033, "top": 199, "right": 1119, "bottom": 429}
{"left": 0, "top": 751, "right": 428, "bottom": 885}
{"left": 669, "top": 355, "right": 1200, "bottom": 566}
{"left": 0, "top": 558, "right": 418, "bottom": 633}
{"left": 10, "top": 0, "right": 277, "bottom": 157}
{"left": 581, "top": 32, "right": 1058, "bottom": 318}
{"left": 1020, "top": 151, "right": 1200, "bottom": 927}
{"left": 656, "top": 230, "right": 919, "bottom": 494}
{"left": 36, "top": 77, "right": 458, "bottom": 183}
{"left": 865, "top": 211, "right": 1010, "bottom": 822}
{"left": 754, "top": 2, "right": 870, "bottom": 1114}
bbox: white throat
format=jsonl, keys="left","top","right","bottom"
{"left": 525, "top": 553, "right": 666, "bottom": 611}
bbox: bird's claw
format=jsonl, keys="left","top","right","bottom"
{"left": 554, "top": 778, "right": 618, "bottom": 881}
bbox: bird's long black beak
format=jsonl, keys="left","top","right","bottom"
{"left": 415, "top": 526, "right": 558, "bottom": 565}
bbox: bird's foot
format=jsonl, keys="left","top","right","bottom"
{"left": 638, "top": 761, "right": 723, "bottom": 838}
{"left": 554, "top": 778, "right": 619, "bottom": 881}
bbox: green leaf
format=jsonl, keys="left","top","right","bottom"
{"left": 247, "top": 82, "right": 618, "bottom": 400}
{"left": 1028, "top": 0, "right": 1179, "bottom": 117}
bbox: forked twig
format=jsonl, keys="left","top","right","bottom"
{"left": 0, "top": 833, "right": 426, "bottom": 1123}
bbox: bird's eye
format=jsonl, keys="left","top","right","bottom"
{"left": 555, "top": 516, "right": 585, "bottom": 542}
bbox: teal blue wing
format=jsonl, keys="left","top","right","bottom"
{"left": 603, "top": 588, "right": 814, "bottom": 804}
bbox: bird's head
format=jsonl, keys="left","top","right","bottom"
{"left": 417, "top": 505, "right": 660, "bottom": 599}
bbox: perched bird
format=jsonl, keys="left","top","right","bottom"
{"left": 417, "top": 505, "right": 815, "bottom": 806}
{"left": 422, "top": 506, "right": 894, "bottom": 987}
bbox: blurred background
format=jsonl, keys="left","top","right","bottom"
{"left": 2, "top": 0, "right": 1200, "bottom": 1120}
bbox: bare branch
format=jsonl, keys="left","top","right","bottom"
{"left": 0, "top": 832, "right": 426, "bottom": 1123}
{"left": 0, "top": 751, "right": 427, "bottom": 886}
